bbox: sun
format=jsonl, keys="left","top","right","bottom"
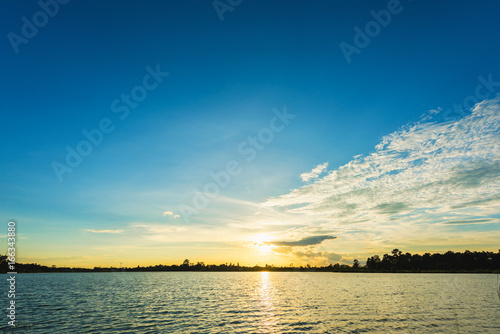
{"left": 252, "top": 234, "right": 275, "bottom": 254}
{"left": 256, "top": 244, "right": 273, "bottom": 253}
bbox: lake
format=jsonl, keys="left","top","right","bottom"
{"left": 2, "top": 272, "right": 500, "bottom": 333}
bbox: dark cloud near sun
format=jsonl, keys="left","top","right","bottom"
{"left": 293, "top": 250, "right": 343, "bottom": 263}
{"left": 264, "top": 235, "right": 337, "bottom": 247}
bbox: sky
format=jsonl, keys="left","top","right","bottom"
{"left": 1, "top": 0, "right": 500, "bottom": 267}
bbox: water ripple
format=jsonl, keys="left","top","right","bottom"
{"left": 1, "top": 272, "right": 500, "bottom": 333}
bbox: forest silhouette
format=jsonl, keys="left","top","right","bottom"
{"left": 2, "top": 249, "right": 500, "bottom": 273}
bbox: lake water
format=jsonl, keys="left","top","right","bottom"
{"left": 2, "top": 272, "right": 500, "bottom": 333}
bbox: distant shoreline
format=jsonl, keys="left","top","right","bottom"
{"left": 3, "top": 249, "right": 500, "bottom": 274}
{"left": 8, "top": 270, "right": 500, "bottom": 274}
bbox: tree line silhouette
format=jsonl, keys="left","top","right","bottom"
{"left": 1, "top": 249, "right": 500, "bottom": 273}
{"left": 365, "top": 249, "right": 500, "bottom": 272}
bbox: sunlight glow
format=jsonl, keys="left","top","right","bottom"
{"left": 252, "top": 234, "right": 276, "bottom": 254}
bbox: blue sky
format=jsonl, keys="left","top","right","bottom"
{"left": 1, "top": 0, "right": 500, "bottom": 267}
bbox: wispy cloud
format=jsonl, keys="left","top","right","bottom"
{"left": 130, "top": 223, "right": 187, "bottom": 233}
{"left": 264, "top": 97, "right": 500, "bottom": 250}
{"left": 441, "top": 218, "right": 498, "bottom": 225}
{"left": 300, "top": 162, "right": 329, "bottom": 182}
{"left": 82, "top": 229, "right": 124, "bottom": 234}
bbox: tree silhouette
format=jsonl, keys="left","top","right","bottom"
{"left": 2, "top": 249, "right": 500, "bottom": 273}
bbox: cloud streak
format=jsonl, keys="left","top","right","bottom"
{"left": 82, "top": 229, "right": 124, "bottom": 234}
{"left": 264, "top": 235, "right": 337, "bottom": 246}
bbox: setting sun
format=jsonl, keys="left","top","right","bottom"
{"left": 256, "top": 244, "right": 273, "bottom": 254}
{"left": 252, "top": 234, "right": 275, "bottom": 254}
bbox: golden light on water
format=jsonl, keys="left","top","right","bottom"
{"left": 258, "top": 272, "right": 279, "bottom": 332}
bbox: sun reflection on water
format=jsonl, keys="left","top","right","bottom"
{"left": 258, "top": 272, "right": 280, "bottom": 333}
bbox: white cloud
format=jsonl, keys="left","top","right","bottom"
{"left": 264, "top": 97, "right": 500, "bottom": 249}
{"left": 130, "top": 223, "right": 187, "bottom": 233}
{"left": 163, "top": 211, "right": 180, "bottom": 218}
{"left": 82, "top": 229, "right": 124, "bottom": 234}
{"left": 300, "top": 162, "right": 329, "bottom": 182}
{"left": 293, "top": 250, "right": 342, "bottom": 264}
